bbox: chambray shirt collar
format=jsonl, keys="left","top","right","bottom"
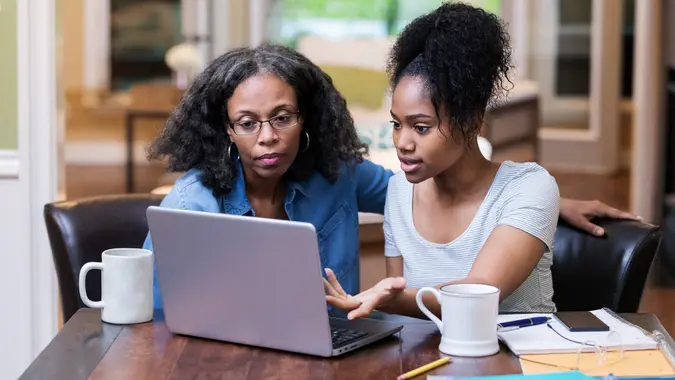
{"left": 222, "top": 160, "right": 310, "bottom": 215}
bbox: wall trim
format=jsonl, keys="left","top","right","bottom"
{"left": 504, "top": 0, "right": 530, "bottom": 80}
{"left": 620, "top": 147, "right": 631, "bottom": 169}
{"left": 83, "top": 0, "right": 110, "bottom": 90}
{"left": 18, "top": 0, "right": 59, "bottom": 366}
{"left": 0, "top": 150, "right": 19, "bottom": 178}
{"left": 630, "top": 0, "right": 664, "bottom": 223}
{"left": 538, "top": 128, "right": 600, "bottom": 173}
{"left": 538, "top": 128, "right": 619, "bottom": 174}
{"left": 523, "top": 0, "right": 623, "bottom": 173}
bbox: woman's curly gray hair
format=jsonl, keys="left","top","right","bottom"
{"left": 148, "top": 44, "right": 368, "bottom": 196}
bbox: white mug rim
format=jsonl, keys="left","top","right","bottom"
{"left": 102, "top": 248, "right": 152, "bottom": 259}
{"left": 439, "top": 283, "right": 500, "bottom": 297}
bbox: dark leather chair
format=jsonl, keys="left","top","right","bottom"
{"left": 44, "top": 194, "right": 164, "bottom": 323}
{"left": 552, "top": 218, "right": 662, "bottom": 313}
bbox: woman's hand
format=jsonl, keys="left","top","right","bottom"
{"left": 347, "top": 277, "right": 406, "bottom": 319}
{"left": 324, "top": 268, "right": 361, "bottom": 313}
{"left": 325, "top": 269, "right": 406, "bottom": 320}
{"left": 559, "top": 198, "right": 641, "bottom": 236}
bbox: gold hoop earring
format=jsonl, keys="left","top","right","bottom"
{"left": 301, "top": 131, "right": 310, "bottom": 153}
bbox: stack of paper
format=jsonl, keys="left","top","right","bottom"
{"left": 520, "top": 349, "right": 675, "bottom": 376}
{"left": 496, "top": 309, "right": 657, "bottom": 355}
{"left": 427, "top": 371, "right": 594, "bottom": 380}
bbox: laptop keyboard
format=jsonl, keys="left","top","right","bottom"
{"left": 331, "top": 327, "right": 368, "bottom": 349}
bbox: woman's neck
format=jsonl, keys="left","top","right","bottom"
{"left": 246, "top": 177, "right": 284, "bottom": 201}
{"left": 431, "top": 147, "right": 497, "bottom": 203}
{"left": 242, "top": 168, "right": 287, "bottom": 217}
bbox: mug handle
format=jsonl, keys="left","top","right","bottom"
{"left": 79, "top": 262, "right": 104, "bottom": 308}
{"left": 416, "top": 287, "right": 443, "bottom": 331}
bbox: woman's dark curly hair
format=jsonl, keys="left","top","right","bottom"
{"left": 387, "top": 2, "right": 513, "bottom": 142}
{"left": 148, "top": 43, "right": 367, "bottom": 196}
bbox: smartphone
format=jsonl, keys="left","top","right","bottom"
{"left": 553, "top": 312, "right": 609, "bottom": 332}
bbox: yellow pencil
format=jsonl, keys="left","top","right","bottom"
{"left": 397, "top": 356, "right": 451, "bottom": 380}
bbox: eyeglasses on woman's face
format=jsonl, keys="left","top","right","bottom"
{"left": 228, "top": 112, "right": 300, "bottom": 135}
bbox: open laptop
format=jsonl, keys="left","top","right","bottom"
{"left": 146, "top": 206, "right": 403, "bottom": 357}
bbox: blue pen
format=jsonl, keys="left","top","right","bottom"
{"left": 497, "top": 316, "right": 550, "bottom": 332}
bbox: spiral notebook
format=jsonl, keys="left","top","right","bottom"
{"left": 497, "top": 309, "right": 658, "bottom": 355}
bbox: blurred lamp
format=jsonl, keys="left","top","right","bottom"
{"left": 165, "top": 43, "right": 202, "bottom": 89}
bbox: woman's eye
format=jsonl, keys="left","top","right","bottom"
{"left": 275, "top": 115, "right": 290, "bottom": 122}
{"left": 414, "top": 125, "right": 430, "bottom": 134}
{"left": 390, "top": 120, "right": 401, "bottom": 129}
{"left": 238, "top": 121, "right": 255, "bottom": 129}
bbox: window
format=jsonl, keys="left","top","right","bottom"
{"left": 554, "top": 0, "right": 592, "bottom": 96}
{"left": 110, "top": 0, "right": 182, "bottom": 90}
{"left": 553, "top": 0, "right": 633, "bottom": 98}
{"left": 268, "top": 0, "right": 501, "bottom": 48}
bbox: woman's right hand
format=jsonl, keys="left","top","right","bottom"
{"left": 325, "top": 268, "right": 406, "bottom": 319}
{"left": 324, "top": 268, "right": 362, "bottom": 313}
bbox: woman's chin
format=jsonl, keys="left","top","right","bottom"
{"left": 403, "top": 170, "right": 427, "bottom": 184}
{"left": 253, "top": 161, "right": 293, "bottom": 179}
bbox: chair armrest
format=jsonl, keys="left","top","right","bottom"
{"left": 552, "top": 218, "right": 661, "bottom": 312}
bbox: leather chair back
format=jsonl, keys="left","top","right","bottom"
{"left": 552, "top": 218, "right": 661, "bottom": 313}
{"left": 44, "top": 194, "right": 164, "bottom": 323}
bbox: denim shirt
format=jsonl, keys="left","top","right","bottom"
{"left": 143, "top": 159, "right": 393, "bottom": 309}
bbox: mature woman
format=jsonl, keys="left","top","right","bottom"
{"left": 144, "top": 43, "right": 637, "bottom": 309}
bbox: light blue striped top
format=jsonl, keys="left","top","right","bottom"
{"left": 384, "top": 161, "right": 560, "bottom": 313}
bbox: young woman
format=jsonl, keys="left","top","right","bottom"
{"left": 326, "top": 3, "right": 580, "bottom": 318}
{"left": 145, "top": 42, "right": 637, "bottom": 310}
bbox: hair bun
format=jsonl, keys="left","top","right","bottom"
{"left": 386, "top": 12, "right": 436, "bottom": 84}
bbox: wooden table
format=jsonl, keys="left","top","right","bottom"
{"left": 19, "top": 310, "right": 673, "bottom": 380}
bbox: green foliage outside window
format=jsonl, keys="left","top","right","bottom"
{"left": 281, "top": 0, "right": 391, "bottom": 20}
{"left": 271, "top": 0, "right": 501, "bottom": 48}
{"left": 279, "top": 0, "right": 500, "bottom": 24}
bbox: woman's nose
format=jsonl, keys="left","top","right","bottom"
{"left": 395, "top": 129, "right": 415, "bottom": 152}
{"left": 257, "top": 123, "right": 279, "bottom": 145}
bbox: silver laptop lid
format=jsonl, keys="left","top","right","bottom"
{"left": 146, "top": 206, "right": 334, "bottom": 356}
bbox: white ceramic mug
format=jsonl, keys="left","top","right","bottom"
{"left": 79, "top": 248, "right": 154, "bottom": 324}
{"left": 416, "top": 284, "right": 500, "bottom": 357}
